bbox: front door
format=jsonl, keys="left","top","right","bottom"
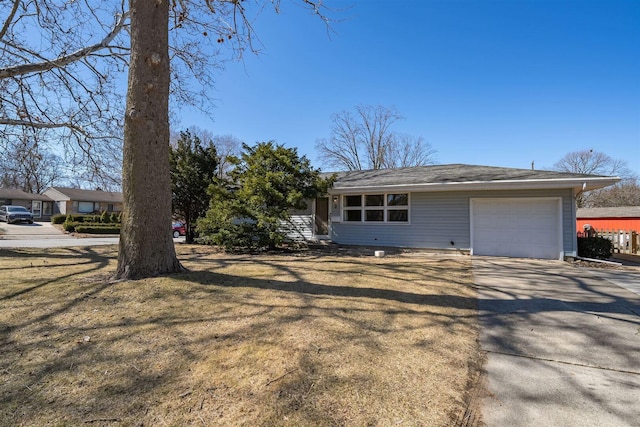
{"left": 314, "top": 197, "right": 329, "bottom": 236}
{"left": 31, "top": 200, "right": 41, "bottom": 219}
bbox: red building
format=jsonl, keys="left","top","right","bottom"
{"left": 577, "top": 206, "right": 640, "bottom": 233}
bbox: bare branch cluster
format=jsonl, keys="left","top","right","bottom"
{"left": 0, "top": 127, "right": 63, "bottom": 193}
{"left": 170, "top": 126, "right": 242, "bottom": 179}
{"left": 552, "top": 149, "right": 634, "bottom": 177}
{"left": 315, "top": 104, "right": 437, "bottom": 171}
{"left": 552, "top": 149, "right": 638, "bottom": 208}
{"left": 0, "top": 0, "right": 130, "bottom": 186}
{"left": 1, "top": 1, "right": 334, "bottom": 189}
{"left": 587, "top": 180, "right": 640, "bottom": 207}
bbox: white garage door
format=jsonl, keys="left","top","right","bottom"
{"left": 471, "top": 198, "right": 561, "bottom": 259}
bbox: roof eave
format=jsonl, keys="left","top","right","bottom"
{"left": 329, "top": 177, "right": 621, "bottom": 194}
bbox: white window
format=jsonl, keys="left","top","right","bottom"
{"left": 78, "top": 201, "right": 93, "bottom": 213}
{"left": 342, "top": 193, "right": 409, "bottom": 223}
{"left": 343, "top": 195, "right": 362, "bottom": 222}
{"left": 387, "top": 193, "right": 409, "bottom": 222}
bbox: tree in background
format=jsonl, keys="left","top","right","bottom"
{"left": 0, "top": 1, "right": 128, "bottom": 187}
{"left": 198, "top": 141, "right": 332, "bottom": 250}
{"left": 212, "top": 134, "right": 243, "bottom": 179}
{"left": 586, "top": 181, "right": 640, "bottom": 207}
{"left": 170, "top": 130, "right": 218, "bottom": 243}
{"left": 315, "top": 105, "right": 437, "bottom": 171}
{"left": 0, "top": 129, "right": 64, "bottom": 193}
{"left": 552, "top": 149, "right": 638, "bottom": 208}
{"left": 552, "top": 149, "right": 634, "bottom": 177}
{"left": 171, "top": 127, "right": 242, "bottom": 179}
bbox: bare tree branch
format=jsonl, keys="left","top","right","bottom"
{"left": 316, "top": 104, "right": 437, "bottom": 171}
{"left": 0, "top": 11, "right": 130, "bottom": 79}
{"left": 0, "top": 0, "right": 20, "bottom": 41}
{"left": 552, "top": 149, "right": 638, "bottom": 207}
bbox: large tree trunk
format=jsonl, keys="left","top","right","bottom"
{"left": 115, "top": 0, "right": 183, "bottom": 279}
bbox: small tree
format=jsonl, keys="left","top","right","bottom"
{"left": 170, "top": 130, "right": 219, "bottom": 243}
{"left": 199, "top": 141, "right": 332, "bottom": 250}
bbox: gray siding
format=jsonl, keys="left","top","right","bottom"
{"left": 282, "top": 214, "right": 314, "bottom": 241}
{"left": 331, "top": 189, "right": 576, "bottom": 255}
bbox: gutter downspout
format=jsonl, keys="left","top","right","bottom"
{"left": 570, "top": 182, "right": 588, "bottom": 260}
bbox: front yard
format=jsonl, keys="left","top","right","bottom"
{"left": 0, "top": 245, "right": 481, "bottom": 426}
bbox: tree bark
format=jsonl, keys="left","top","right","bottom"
{"left": 115, "top": 0, "right": 183, "bottom": 279}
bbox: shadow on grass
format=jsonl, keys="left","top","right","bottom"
{"left": 174, "top": 268, "right": 477, "bottom": 310}
{"left": 0, "top": 247, "right": 114, "bottom": 302}
{"left": 0, "top": 248, "right": 479, "bottom": 425}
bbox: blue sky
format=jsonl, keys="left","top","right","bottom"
{"left": 180, "top": 0, "right": 640, "bottom": 176}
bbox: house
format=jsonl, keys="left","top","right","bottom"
{"left": 577, "top": 206, "right": 640, "bottom": 233}
{"left": 43, "top": 187, "right": 123, "bottom": 215}
{"left": 0, "top": 188, "right": 55, "bottom": 221}
{"left": 297, "top": 164, "right": 619, "bottom": 260}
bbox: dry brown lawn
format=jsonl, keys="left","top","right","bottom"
{"left": 0, "top": 245, "right": 481, "bottom": 426}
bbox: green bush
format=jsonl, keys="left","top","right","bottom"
{"left": 110, "top": 212, "right": 119, "bottom": 223}
{"left": 51, "top": 214, "right": 66, "bottom": 224}
{"left": 63, "top": 214, "right": 101, "bottom": 223}
{"left": 101, "top": 211, "right": 110, "bottom": 223}
{"left": 89, "top": 215, "right": 101, "bottom": 223}
{"left": 63, "top": 221, "right": 78, "bottom": 232}
{"left": 75, "top": 225, "right": 120, "bottom": 234}
{"left": 577, "top": 237, "right": 613, "bottom": 259}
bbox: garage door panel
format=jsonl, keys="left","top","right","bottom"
{"left": 472, "top": 198, "right": 560, "bottom": 259}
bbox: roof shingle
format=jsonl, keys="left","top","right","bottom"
{"left": 328, "top": 164, "right": 615, "bottom": 189}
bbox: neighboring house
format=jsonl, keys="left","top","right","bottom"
{"left": 295, "top": 164, "right": 619, "bottom": 260}
{"left": 577, "top": 206, "right": 640, "bottom": 233}
{"left": 0, "top": 188, "right": 55, "bottom": 221}
{"left": 43, "top": 187, "right": 123, "bottom": 215}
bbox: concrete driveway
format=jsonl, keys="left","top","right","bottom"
{"left": 0, "top": 221, "right": 71, "bottom": 239}
{"left": 474, "top": 258, "right": 640, "bottom": 426}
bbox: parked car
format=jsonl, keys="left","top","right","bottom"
{"left": 0, "top": 205, "right": 34, "bottom": 224}
{"left": 172, "top": 222, "right": 186, "bottom": 238}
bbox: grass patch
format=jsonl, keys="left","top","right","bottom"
{"left": 0, "top": 245, "right": 480, "bottom": 426}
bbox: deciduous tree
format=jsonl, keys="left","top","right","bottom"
{"left": 586, "top": 181, "right": 640, "bottom": 207}
{"left": 115, "top": 0, "right": 182, "bottom": 279}
{"left": 2, "top": 0, "right": 332, "bottom": 279}
{"left": 0, "top": 129, "right": 64, "bottom": 193}
{"left": 316, "top": 105, "right": 437, "bottom": 171}
{"left": 211, "top": 134, "right": 242, "bottom": 179}
{"left": 552, "top": 149, "right": 638, "bottom": 208}
{"left": 0, "top": 0, "right": 129, "bottom": 186}
{"left": 170, "top": 127, "right": 241, "bottom": 179}
{"left": 552, "top": 149, "right": 634, "bottom": 177}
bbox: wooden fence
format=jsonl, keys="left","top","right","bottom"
{"left": 577, "top": 229, "right": 639, "bottom": 255}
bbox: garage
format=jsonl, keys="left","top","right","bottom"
{"left": 471, "top": 198, "right": 562, "bottom": 259}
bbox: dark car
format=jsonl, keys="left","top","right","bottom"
{"left": 0, "top": 205, "right": 34, "bottom": 224}
{"left": 172, "top": 222, "right": 186, "bottom": 238}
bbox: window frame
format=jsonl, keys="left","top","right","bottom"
{"left": 78, "top": 201, "right": 94, "bottom": 214}
{"left": 342, "top": 195, "right": 363, "bottom": 222}
{"left": 341, "top": 192, "right": 410, "bottom": 224}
